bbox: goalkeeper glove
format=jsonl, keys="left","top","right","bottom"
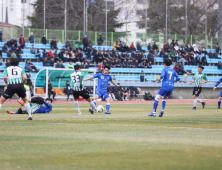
{"left": 56, "top": 76, "right": 65, "bottom": 79}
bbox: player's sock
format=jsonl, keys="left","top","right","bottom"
{"left": 89, "top": 101, "right": 96, "bottom": 110}
{"left": 193, "top": 99, "right": 197, "bottom": 108}
{"left": 92, "top": 100, "right": 97, "bottom": 111}
{"left": 106, "top": 103, "right": 110, "bottom": 112}
{"left": 218, "top": 100, "right": 221, "bottom": 108}
{"left": 162, "top": 100, "right": 166, "bottom": 111}
{"left": 74, "top": 101, "right": 80, "bottom": 112}
{"left": 112, "top": 95, "right": 115, "bottom": 100}
{"left": 0, "top": 104, "right": 2, "bottom": 110}
{"left": 153, "top": 100, "right": 159, "bottom": 113}
{"left": 125, "top": 96, "right": 128, "bottom": 100}
{"left": 197, "top": 98, "right": 203, "bottom": 103}
{"left": 25, "top": 103, "right": 32, "bottom": 118}
{"left": 109, "top": 95, "right": 112, "bottom": 100}
{"left": 122, "top": 97, "right": 124, "bottom": 100}
{"left": 15, "top": 111, "right": 18, "bottom": 114}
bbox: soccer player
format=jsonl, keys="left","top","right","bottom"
{"left": 213, "top": 78, "right": 222, "bottom": 109}
{"left": 8, "top": 97, "right": 52, "bottom": 114}
{"left": 56, "top": 64, "right": 97, "bottom": 115}
{"left": 190, "top": 66, "right": 208, "bottom": 110}
{"left": 0, "top": 58, "right": 32, "bottom": 120}
{"left": 83, "top": 65, "right": 120, "bottom": 114}
{"left": 149, "top": 59, "right": 180, "bottom": 117}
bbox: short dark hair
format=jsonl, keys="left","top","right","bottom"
{"left": 104, "top": 65, "right": 111, "bottom": 70}
{"left": 45, "top": 98, "right": 53, "bottom": 103}
{"left": 74, "top": 64, "right": 81, "bottom": 71}
{"left": 164, "top": 59, "right": 172, "bottom": 66}
{"left": 66, "top": 80, "right": 69, "bottom": 82}
{"left": 10, "top": 58, "right": 19, "bottom": 66}
{"left": 198, "top": 66, "right": 204, "bottom": 70}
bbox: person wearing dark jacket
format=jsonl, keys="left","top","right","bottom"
{"left": 213, "top": 51, "right": 221, "bottom": 59}
{"left": 61, "top": 61, "right": 65, "bottom": 68}
{"left": 44, "top": 81, "right": 56, "bottom": 101}
{"left": 216, "top": 44, "right": 221, "bottom": 53}
{"left": 64, "top": 80, "right": 73, "bottom": 101}
{"left": 97, "top": 34, "right": 103, "bottom": 45}
{"left": 93, "top": 52, "right": 99, "bottom": 64}
{"left": 141, "top": 60, "right": 148, "bottom": 68}
{"left": 29, "top": 32, "right": 34, "bottom": 43}
{"left": 50, "top": 39, "right": 57, "bottom": 50}
{"left": 82, "top": 35, "right": 89, "bottom": 50}
{"left": 208, "top": 50, "right": 214, "bottom": 58}
{"left": 15, "top": 47, "right": 22, "bottom": 61}
{"left": 7, "top": 47, "right": 12, "bottom": 58}
{"left": 147, "top": 61, "right": 152, "bottom": 68}
{"left": 5, "top": 59, "right": 11, "bottom": 68}
{"left": 85, "top": 46, "right": 91, "bottom": 59}
{"left": 111, "top": 60, "right": 116, "bottom": 67}
{"left": 137, "top": 43, "right": 145, "bottom": 52}
{"left": 92, "top": 47, "right": 97, "bottom": 56}
{"left": 147, "top": 43, "right": 151, "bottom": 51}
{"left": 218, "top": 62, "right": 222, "bottom": 70}
{"left": 147, "top": 52, "right": 154, "bottom": 64}
{"left": 2, "top": 44, "right": 8, "bottom": 53}
{"left": 195, "top": 55, "right": 202, "bottom": 65}
{"left": 41, "top": 34, "right": 47, "bottom": 44}
{"left": 58, "top": 49, "right": 64, "bottom": 61}
{"left": 201, "top": 55, "right": 207, "bottom": 65}
{"left": 65, "top": 38, "right": 71, "bottom": 49}
{"left": 160, "top": 49, "right": 165, "bottom": 57}
{"left": 43, "top": 57, "right": 50, "bottom": 66}
{"left": 55, "top": 60, "right": 61, "bottom": 68}
{"left": 122, "top": 59, "right": 128, "bottom": 68}
{"left": 152, "top": 42, "right": 158, "bottom": 51}
{"left": 19, "top": 35, "right": 25, "bottom": 49}
{"left": 134, "top": 60, "right": 139, "bottom": 68}
{"left": 0, "top": 30, "right": 2, "bottom": 42}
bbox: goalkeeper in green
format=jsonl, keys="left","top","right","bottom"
{"left": 56, "top": 65, "right": 97, "bottom": 115}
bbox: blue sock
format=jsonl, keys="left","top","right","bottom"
{"left": 92, "top": 100, "right": 97, "bottom": 111}
{"left": 218, "top": 100, "right": 221, "bottom": 108}
{"left": 153, "top": 100, "right": 159, "bottom": 113}
{"left": 106, "top": 103, "right": 110, "bottom": 112}
{"left": 15, "top": 111, "right": 18, "bottom": 114}
{"left": 162, "top": 100, "right": 166, "bottom": 111}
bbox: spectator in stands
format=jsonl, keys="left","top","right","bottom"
{"left": 159, "top": 48, "right": 165, "bottom": 57}
{"left": 93, "top": 52, "right": 99, "bottom": 64}
{"left": 170, "top": 49, "right": 177, "bottom": 61}
{"left": 63, "top": 51, "right": 70, "bottom": 62}
{"left": 92, "top": 47, "right": 97, "bottom": 55}
{"left": 15, "top": 47, "right": 22, "bottom": 61}
{"left": 113, "top": 75, "right": 116, "bottom": 80}
{"left": 118, "top": 41, "right": 125, "bottom": 52}
{"left": 178, "top": 52, "right": 186, "bottom": 65}
{"left": 53, "top": 50, "right": 59, "bottom": 62}
{"left": 48, "top": 49, "right": 54, "bottom": 59}
{"left": 163, "top": 42, "right": 169, "bottom": 52}
{"left": 41, "top": 34, "right": 47, "bottom": 45}
{"left": 208, "top": 50, "right": 214, "bottom": 58}
{"left": 149, "top": 48, "right": 154, "bottom": 54}
{"left": 113, "top": 41, "right": 119, "bottom": 50}
{"left": 45, "top": 81, "right": 56, "bottom": 101}
{"left": 11, "top": 44, "right": 16, "bottom": 53}
{"left": 111, "top": 60, "right": 116, "bottom": 68}
{"left": 61, "top": 61, "right": 65, "bottom": 68}
{"left": 58, "top": 49, "right": 64, "bottom": 61}
{"left": 97, "top": 51, "right": 103, "bottom": 63}
{"left": 140, "top": 71, "right": 145, "bottom": 82}
{"left": 147, "top": 52, "right": 154, "bottom": 64}
{"left": 137, "top": 43, "right": 145, "bottom": 52}
{"left": 175, "top": 40, "right": 179, "bottom": 46}
{"left": 174, "top": 44, "right": 179, "bottom": 51}
{"left": 82, "top": 35, "right": 89, "bottom": 51}
{"left": 188, "top": 54, "right": 196, "bottom": 65}
{"left": 107, "top": 84, "right": 115, "bottom": 101}
{"left": 141, "top": 53, "right": 147, "bottom": 61}
{"left": 153, "top": 49, "right": 158, "bottom": 58}
{"left": 169, "top": 44, "right": 174, "bottom": 52}
{"left": 43, "top": 57, "right": 50, "bottom": 66}
{"left": 29, "top": 32, "right": 34, "bottom": 43}
{"left": 2, "top": 43, "right": 7, "bottom": 53}
{"left": 65, "top": 38, "right": 71, "bottom": 50}
{"left": 6, "top": 39, "right": 13, "bottom": 47}
{"left": 64, "top": 80, "right": 73, "bottom": 101}
{"left": 55, "top": 60, "right": 61, "bottom": 68}
{"left": 195, "top": 55, "right": 202, "bottom": 65}
{"left": 75, "top": 39, "right": 81, "bottom": 50}
{"left": 7, "top": 47, "right": 12, "bottom": 58}
{"left": 163, "top": 52, "right": 169, "bottom": 60}
{"left": 5, "top": 59, "right": 11, "bottom": 68}
{"left": 30, "top": 61, "right": 39, "bottom": 72}
{"left": 67, "top": 61, "right": 73, "bottom": 69}
{"left": 19, "top": 35, "right": 25, "bottom": 49}
{"left": 147, "top": 43, "right": 151, "bottom": 51}
{"left": 201, "top": 55, "right": 207, "bottom": 65}
{"left": 178, "top": 65, "right": 186, "bottom": 75}
{"left": 120, "top": 85, "right": 129, "bottom": 101}
{"left": 193, "top": 44, "right": 200, "bottom": 54}
{"left": 0, "top": 29, "right": 2, "bottom": 42}
{"left": 152, "top": 42, "right": 158, "bottom": 51}
{"left": 98, "top": 62, "right": 104, "bottom": 72}
{"left": 122, "top": 59, "right": 128, "bottom": 68}
{"left": 25, "top": 61, "right": 32, "bottom": 72}
{"left": 216, "top": 44, "right": 221, "bottom": 54}
{"left": 213, "top": 51, "right": 221, "bottom": 59}
{"left": 49, "top": 58, "right": 54, "bottom": 67}
{"left": 171, "top": 40, "right": 175, "bottom": 47}
{"left": 147, "top": 61, "right": 152, "bottom": 68}
{"left": 85, "top": 46, "right": 91, "bottom": 59}
{"left": 31, "top": 45, "right": 36, "bottom": 54}
{"left": 42, "top": 49, "right": 47, "bottom": 58}
{"left": 11, "top": 51, "right": 17, "bottom": 59}
{"left": 130, "top": 42, "right": 136, "bottom": 51}
{"left": 97, "top": 34, "right": 104, "bottom": 45}
{"left": 115, "top": 59, "right": 123, "bottom": 68}
{"left": 81, "top": 62, "right": 89, "bottom": 69}
{"left": 141, "top": 59, "right": 148, "bottom": 68}
{"left": 173, "top": 65, "right": 179, "bottom": 73}
{"left": 70, "top": 51, "right": 76, "bottom": 62}
{"left": 218, "top": 61, "right": 222, "bottom": 70}
{"left": 50, "top": 39, "right": 57, "bottom": 50}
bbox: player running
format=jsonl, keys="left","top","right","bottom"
{"left": 56, "top": 64, "right": 97, "bottom": 115}
{"left": 83, "top": 65, "right": 120, "bottom": 114}
{"left": 213, "top": 77, "right": 222, "bottom": 109}
{"left": 0, "top": 58, "right": 32, "bottom": 120}
{"left": 7, "top": 96, "right": 52, "bottom": 114}
{"left": 190, "top": 66, "right": 208, "bottom": 110}
{"left": 149, "top": 59, "right": 180, "bottom": 117}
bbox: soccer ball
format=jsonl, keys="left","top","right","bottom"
{"left": 97, "top": 105, "right": 104, "bottom": 113}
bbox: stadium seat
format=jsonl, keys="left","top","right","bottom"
{"left": 37, "top": 88, "right": 44, "bottom": 94}
{"left": 55, "top": 88, "right": 63, "bottom": 95}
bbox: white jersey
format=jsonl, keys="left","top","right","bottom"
{"left": 4, "top": 66, "right": 25, "bottom": 84}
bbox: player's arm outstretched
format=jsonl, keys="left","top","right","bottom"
{"left": 110, "top": 80, "right": 120, "bottom": 87}
{"left": 83, "top": 76, "right": 94, "bottom": 81}
{"left": 56, "top": 75, "right": 70, "bottom": 79}
{"left": 213, "top": 78, "right": 222, "bottom": 90}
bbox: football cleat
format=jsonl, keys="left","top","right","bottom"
{"left": 78, "top": 111, "right": 82, "bottom": 115}
{"left": 148, "top": 113, "right": 156, "bottom": 117}
{"left": 104, "top": 112, "right": 111, "bottom": 114}
{"left": 89, "top": 109, "right": 94, "bottom": 114}
{"left": 159, "top": 111, "right": 164, "bottom": 117}
{"left": 190, "top": 107, "right": 196, "bottom": 110}
{"left": 7, "top": 111, "right": 15, "bottom": 114}
{"left": 17, "top": 100, "right": 24, "bottom": 106}
{"left": 217, "top": 107, "right": 220, "bottom": 109}
{"left": 202, "top": 102, "right": 206, "bottom": 109}
{"left": 27, "top": 117, "right": 32, "bottom": 120}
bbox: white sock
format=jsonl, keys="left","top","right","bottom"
{"left": 74, "top": 101, "right": 80, "bottom": 112}
{"left": 109, "top": 95, "right": 112, "bottom": 99}
{"left": 0, "top": 104, "right": 2, "bottom": 110}
{"left": 197, "top": 98, "right": 203, "bottom": 103}
{"left": 112, "top": 95, "right": 115, "bottom": 100}
{"left": 93, "top": 100, "right": 97, "bottom": 104}
{"left": 125, "top": 96, "right": 128, "bottom": 100}
{"left": 25, "top": 103, "right": 32, "bottom": 117}
{"left": 89, "top": 101, "right": 96, "bottom": 110}
{"left": 193, "top": 99, "right": 197, "bottom": 107}
{"left": 122, "top": 97, "right": 124, "bottom": 100}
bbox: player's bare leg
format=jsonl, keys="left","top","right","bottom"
{"left": 0, "top": 96, "right": 7, "bottom": 111}
{"left": 74, "top": 98, "right": 82, "bottom": 115}
{"left": 22, "top": 97, "right": 32, "bottom": 120}
{"left": 104, "top": 97, "right": 111, "bottom": 114}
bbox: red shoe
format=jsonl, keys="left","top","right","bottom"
{"left": 7, "top": 111, "right": 15, "bottom": 114}
{"left": 17, "top": 100, "right": 24, "bottom": 106}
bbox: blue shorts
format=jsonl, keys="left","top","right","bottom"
{"left": 219, "top": 89, "right": 222, "bottom": 97}
{"left": 158, "top": 89, "right": 173, "bottom": 98}
{"left": 95, "top": 91, "right": 110, "bottom": 100}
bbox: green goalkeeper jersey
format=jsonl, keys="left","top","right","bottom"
{"left": 64, "top": 71, "right": 88, "bottom": 91}
{"left": 193, "top": 73, "right": 208, "bottom": 86}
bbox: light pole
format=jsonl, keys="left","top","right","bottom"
{"left": 145, "top": 0, "right": 148, "bottom": 44}
{"left": 65, "top": 0, "right": 67, "bottom": 43}
{"left": 185, "top": 0, "right": 187, "bottom": 45}
{"left": 23, "top": 0, "right": 25, "bottom": 37}
{"left": 44, "top": 0, "right": 45, "bottom": 34}
{"left": 166, "top": 0, "right": 168, "bottom": 42}
{"left": 105, "top": 0, "right": 107, "bottom": 46}
{"left": 126, "top": 1, "right": 127, "bottom": 46}
{"left": 205, "top": 0, "right": 207, "bottom": 48}
{"left": 1, "top": 0, "right": 3, "bottom": 32}
{"left": 84, "top": 0, "right": 95, "bottom": 36}
{"left": 83, "top": 0, "right": 85, "bottom": 36}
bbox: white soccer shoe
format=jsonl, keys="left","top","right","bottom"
{"left": 78, "top": 111, "right": 82, "bottom": 115}
{"left": 94, "top": 108, "right": 98, "bottom": 113}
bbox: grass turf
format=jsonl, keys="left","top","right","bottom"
{"left": 0, "top": 103, "right": 222, "bottom": 170}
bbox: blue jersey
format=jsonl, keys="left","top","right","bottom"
{"left": 94, "top": 73, "right": 112, "bottom": 92}
{"left": 160, "top": 67, "right": 180, "bottom": 91}
{"left": 36, "top": 101, "right": 52, "bottom": 114}
{"left": 215, "top": 78, "right": 222, "bottom": 87}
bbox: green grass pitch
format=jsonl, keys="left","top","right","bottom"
{"left": 0, "top": 103, "right": 222, "bottom": 170}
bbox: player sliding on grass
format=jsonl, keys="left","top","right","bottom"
{"left": 190, "top": 66, "right": 208, "bottom": 110}
{"left": 56, "top": 65, "right": 97, "bottom": 115}
{"left": 7, "top": 96, "right": 52, "bottom": 114}
{"left": 83, "top": 65, "right": 120, "bottom": 114}
{"left": 0, "top": 58, "right": 32, "bottom": 120}
{"left": 149, "top": 59, "right": 180, "bottom": 117}
{"left": 213, "top": 77, "right": 222, "bottom": 109}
